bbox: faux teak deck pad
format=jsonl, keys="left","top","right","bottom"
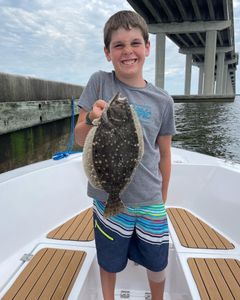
{"left": 188, "top": 258, "right": 240, "bottom": 300}
{"left": 47, "top": 207, "right": 94, "bottom": 241}
{"left": 2, "top": 248, "right": 86, "bottom": 300}
{"left": 167, "top": 208, "right": 234, "bottom": 249}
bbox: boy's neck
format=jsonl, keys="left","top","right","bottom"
{"left": 115, "top": 72, "right": 147, "bottom": 88}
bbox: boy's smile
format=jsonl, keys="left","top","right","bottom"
{"left": 104, "top": 27, "right": 150, "bottom": 87}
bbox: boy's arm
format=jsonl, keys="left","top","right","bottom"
{"left": 157, "top": 135, "right": 172, "bottom": 203}
{"left": 74, "top": 100, "right": 107, "bottom": 147}
{"left": 74, "top": 109, "right": 92, "bottom": 147}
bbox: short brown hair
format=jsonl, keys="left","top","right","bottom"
{"left": 104, "top": 10, "right": 149, "bottom": 50}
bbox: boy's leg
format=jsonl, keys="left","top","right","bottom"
{"left": 148, "top": 279, "right": 165, "bottom": 300}
{"left": 128, "top": 203, "right": 169, "bottom": 300}
{"left": 100, "top": 267, "right": 116, "bottom": 300}
{"left": 147, "top": 269, "right": 166, "bottom": 300}
{"left": 93, "top": 199, "right": 135, "bottom": 299}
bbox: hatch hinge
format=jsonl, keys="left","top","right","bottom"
{"left": 120, "top": 290, "right": 130, "bottom": 298}
{"left": 145, "top": 292, "right": 151, "bottom": 299}
{"left": 20, "top": 253, "right": 33, "bottom": 262}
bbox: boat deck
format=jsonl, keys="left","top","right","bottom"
{"left": 167, "top": 207, "right": 239, "bottom": 300}
{"left": 2, "top": 206, "right": 239, "bottom": 299}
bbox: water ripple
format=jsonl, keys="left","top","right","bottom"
{"left": 172, "top": 96, "right": 240, "bottom": 163}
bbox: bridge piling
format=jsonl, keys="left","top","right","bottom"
{"left": 127, "top": 0, "right": 238, "bottom": 99}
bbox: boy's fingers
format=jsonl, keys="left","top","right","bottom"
{"left": 91, "top": 100, "right": 108, "bottom": 119}
{"left": 95, "top": 99, "right": 108, "bottom": 110}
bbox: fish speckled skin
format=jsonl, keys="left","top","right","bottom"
{"left": 83, "top": 93, "right": 144, "bottom": 218}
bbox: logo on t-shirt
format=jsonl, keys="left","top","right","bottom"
{"left": 132, "top": 104, "right": 151, "bottom": 121}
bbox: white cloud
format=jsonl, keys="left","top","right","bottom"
{"left": 0, "top": 0, "right": 239, "bottom": 93}
{"left": 233, "top": 0, "right": 240, "bottom": 8}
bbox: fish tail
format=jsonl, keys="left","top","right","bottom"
{"left": 103, "top": 196, "right": 125, "bottom": 218}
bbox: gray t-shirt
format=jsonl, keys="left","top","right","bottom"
{"left": 78, "top": 70, "right": 176, "bottom": 206}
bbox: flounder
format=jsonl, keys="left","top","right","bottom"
{"left": 83, "top": 92, "right": 144, "bottom": 218}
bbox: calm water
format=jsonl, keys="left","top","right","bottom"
{"left": 172, "top": 95, "right": 240, "bottom": 164}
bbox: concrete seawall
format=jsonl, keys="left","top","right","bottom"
{"left": 0, "top": 72, "right": 84, "bottom": 134}
{"left": 0, "top": 72, "right": 84, "bottom": 173}
{"left": 0, "top": 72, "right": 83, "bottom": 102}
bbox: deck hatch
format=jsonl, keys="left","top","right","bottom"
{"left": 167, "top": 207, "right": 234, "bottom": 249}
{"left": 188, "top": 258, "right": 240, "bottom": 300}
{"left": 47, "top": 207, "right": 94, "bottom": 241}
{"left": 2, "top": 248, "right": 86, "bottom": 300}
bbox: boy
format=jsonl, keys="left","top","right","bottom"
{"left": 75, "top": 10, "right": 175, "bottom": 300}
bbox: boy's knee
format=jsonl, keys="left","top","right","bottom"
{"left": 146, "top": 268, "right": 166, "bottom": 283}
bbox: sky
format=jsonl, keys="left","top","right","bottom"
{"left": 0, "top": 0, "right": 239, "bottom": 95}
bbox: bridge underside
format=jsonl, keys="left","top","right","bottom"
{"left": 127, "top": 0, "right": 238, "bottom": 97}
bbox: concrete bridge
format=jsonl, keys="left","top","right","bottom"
{"left": 127, "top": 0, "right": 238, "bottom": 97}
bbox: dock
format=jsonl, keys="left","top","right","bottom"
{"left": 172, "top": 95, "right": 235, "bottom": 103}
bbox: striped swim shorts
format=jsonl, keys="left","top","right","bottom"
{"left": 93, "top": 199, "right": 169, "bottom": 273}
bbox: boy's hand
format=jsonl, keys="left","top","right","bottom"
{"left": 75, "top": 99, "right": 107, "bottom": 146}
{"left": 89, "top": 100, "right": 107, "bottom": 121}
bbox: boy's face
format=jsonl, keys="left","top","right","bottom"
{"left": 104, "top": 27, "right": 150, "bottom": 86}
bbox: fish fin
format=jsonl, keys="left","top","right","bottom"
{"left": 103, "top": 197, "right": 125, "bottom": 218}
